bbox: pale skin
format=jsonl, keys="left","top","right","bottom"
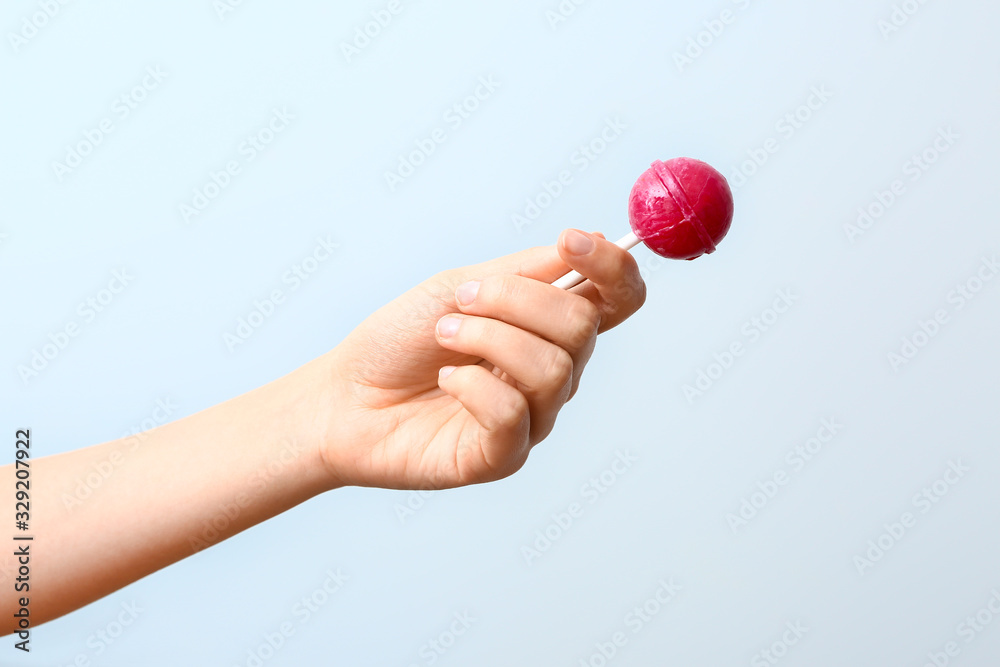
{"left": 0, "top": 228, "right": 646, "bottom": 633}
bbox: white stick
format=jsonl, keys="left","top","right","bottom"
{"left": 552, "top": 231, "right": 642, "bottom": 290}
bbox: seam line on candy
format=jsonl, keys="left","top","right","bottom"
{"left": 653, "top": 160, "right": 716, "bottom": 254}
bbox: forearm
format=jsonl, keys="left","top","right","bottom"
{"left": 1, "top": 358, "right": 337, "bottom": 632}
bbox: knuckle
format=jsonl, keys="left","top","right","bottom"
{"left": 623, "top": 256, "right": 647, "bottom": 306}
{"left": 615, "top": 276, "right": 645, "bottom": 310}
{"left": 433, "top": 268, "right": 461, "bottom": 288}
{"left": 543, "top": 348, "right": 574, "bottom": 390}
{"left": 565, "top": 299, "right": 601, "bottom": 348}
{"left": 508, "top": 391, "right": 530, "bottom": 422}
{"left": 566, "top": 379, "right": 582, "bottom": 403}
{"left": 603, "top": 261, "right": 646, "bottom": 323}
{"left": 634, "top": 276, "right": 647, "bottom": 309}
{"left": 489, "top": 391, "right": 529, "bottom": 432}
{"left": 625, "top": 254, "right": 647, "bottom": 302}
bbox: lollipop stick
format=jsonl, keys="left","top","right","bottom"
{"left": 552, "top": 231, "right": 642, "bottom": 290}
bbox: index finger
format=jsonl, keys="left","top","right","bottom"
{"left": 555, "top": 229, "right": 647, "bottom": 332}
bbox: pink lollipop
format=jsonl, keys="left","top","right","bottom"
{"left": 554, "top": 157, "right": 735, "bottom": 289}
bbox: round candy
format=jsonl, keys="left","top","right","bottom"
{"left": 628, "top": 157, "right": 734, "bottom": 261}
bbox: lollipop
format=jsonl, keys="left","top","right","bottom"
{"left": 553, "top": 157, "right": 734, "bottom": 289}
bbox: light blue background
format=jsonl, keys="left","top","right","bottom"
{"left": 2, "top": 1, "right": 999, "bottom": 665}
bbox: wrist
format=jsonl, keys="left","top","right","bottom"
{"left": 258, "top": 354, "right": 346, "bottom": 495}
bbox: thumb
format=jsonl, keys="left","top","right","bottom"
{"left": 463, "top": 241, "right": 571, "bottom": 285}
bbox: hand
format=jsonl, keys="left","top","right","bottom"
{"left": 315, "top": 229, "right": 646, "bottom": 490}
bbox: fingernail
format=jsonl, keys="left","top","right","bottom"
{"left": 564, "top": 229, "right": 595, "bottom": 256}
{"left": 456, "top": 280, "right": 480, "bottom": 306}
{"left": 437, "top": 316, "right": 462, "bottom": 338}
{"left": 439, "top": 366, "right": 456, "bottom": 380}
